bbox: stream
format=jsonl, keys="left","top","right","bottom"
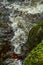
{"left": 0, "top": 0, "right": 43, "bottom": 65}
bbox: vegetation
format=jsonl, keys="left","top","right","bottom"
{"left": 23, "top": 40, "right": 43, "bottom": 65}
{"left": 23, "top": 19, "right": 43, "bottom": 65}
{"left": 27, "top": 19, "right": 43, "bottom": 51}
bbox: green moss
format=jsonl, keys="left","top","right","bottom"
{"left": 27, "top": 19, "right": 43, "bottom": 49}
{"left": 23, "top": 40, "right": 43, "bottom": 65}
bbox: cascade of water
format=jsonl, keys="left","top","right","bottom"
{"left": 24, "top": 0, "right": 32, "bottom": 6}
{"left": 10, "top": 7, "right": 15, "bottom": 17}
{"left": 1, "top": 0, "right": 43, "bottom": 65}
{"left": 25, "top": 0, "right": 28, "bottom": 3}
{"left": 29, "top": 0, "right": 32, "bottom": 6}
{"left": 1, "top": 0, "right": 9, "bottom": 6}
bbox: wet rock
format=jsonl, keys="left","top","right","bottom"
{"left": 0, "top": 6, "right": 14, "bottom": 65}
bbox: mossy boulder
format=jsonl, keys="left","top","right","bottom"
{"left": 21, "top": 19, "right": 43, "bottom": 59}
{"left": 27, "top": 19, "right": 43, "bottom": 50}
{"left": 23, "top": 40, "right": 43, "bottom": 65}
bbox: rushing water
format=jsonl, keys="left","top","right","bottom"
{"left": 7, "top": 3, "right": 43, "bottom": 65}
{"left": 1, "top": 0, "right": 9, "bottom": 6}
{"left": 4, "top": 1, "right": 43, "bottom": 65}
{"left": 0, "top": 0, "right": 43, "bottom": 65}
{"left": 6, "top": 2, "right": 43, "bottom": 14}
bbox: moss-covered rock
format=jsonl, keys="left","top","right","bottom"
{"left": 23, "top": 40, "right": 43, "bottom": 65}
{"left": 21, "top": 19, "right": 43, "bottom": 59}
{"left": 27, "top": 19, "right": 43, "bottom": 50}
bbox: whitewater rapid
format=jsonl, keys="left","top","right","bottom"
{"left": 5, "top": 2, "right": 43, "bottom": 65}
{"left": 6, "top": 3, "right": 43, "bottom": 14}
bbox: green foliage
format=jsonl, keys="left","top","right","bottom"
{"left": 27, "top": 19, "right": 43, "bottom": 49}
{"left": 23, "top": 40, "right": 43, "bottom": 65}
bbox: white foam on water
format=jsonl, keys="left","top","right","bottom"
{"left": 6, "top": 3, "right": 43, "bottom": 14}
{"left": 7, "top": 2, "right": 43, "bottom": 65}
{"left": 1, "top": 0, "right": 9, "bottom": 6}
